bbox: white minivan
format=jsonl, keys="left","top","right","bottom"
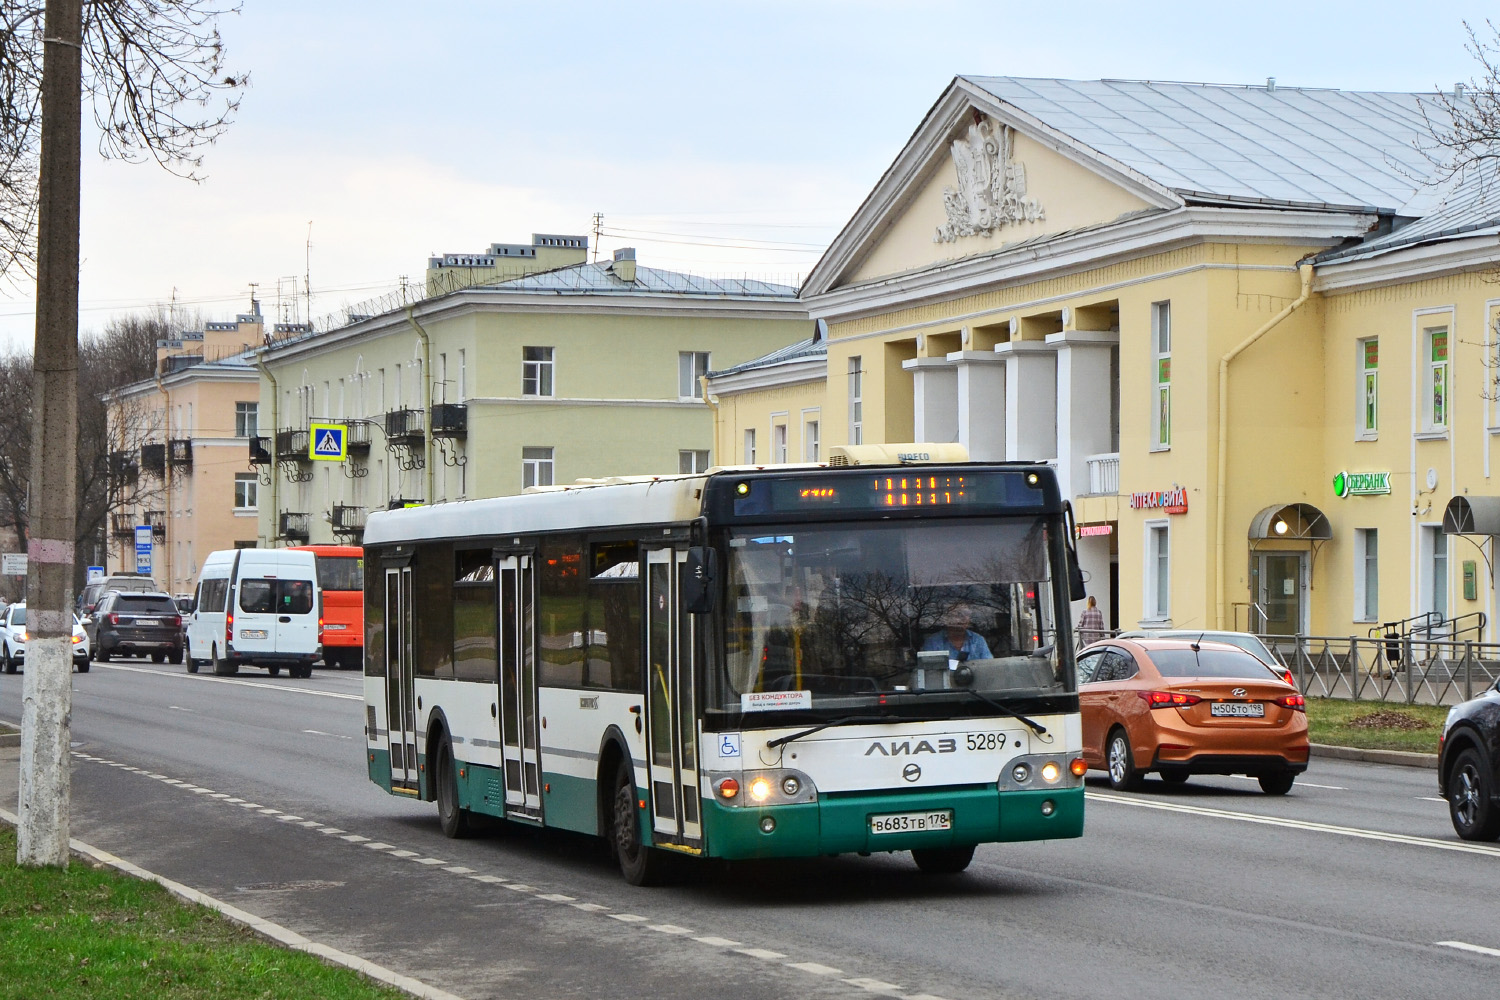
{"left": 187, "top": 548, "right": 321, "bottom": 677}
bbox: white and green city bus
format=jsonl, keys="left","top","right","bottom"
{"left": 362, "top": 455, "right": 1088, "bottom": 883}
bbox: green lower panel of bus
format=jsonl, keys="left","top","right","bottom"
{"left": 368, "top": 747, "right": 392, "bottom": 793}
{"left": 702, "top": 785, "right": 1083, "bottom": 860}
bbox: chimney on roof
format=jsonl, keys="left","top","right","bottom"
{"left": 611, "top": 247, "right": 637, "bottom": 283}
{"left": 1455, "top": 82, "right": 1467, "bottom": 99}
{"left": 1266, "top": 77, "right": 1276, "bottom": 93}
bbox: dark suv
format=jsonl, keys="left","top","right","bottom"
{"left": 1438, "top": 678, "right": 1500, "bottom": 840}
{"left": 88, "top": 591, "right": 184, "bottom": 664}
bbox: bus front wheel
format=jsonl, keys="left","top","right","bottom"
{"left": 912, "top": 845, "right": 976, "bottom": 874}
{"left": 612, "top": 760, "right": 667, "bottom": 886}
{"left": 435, "top": 736, "right": 471, "bottom": 839}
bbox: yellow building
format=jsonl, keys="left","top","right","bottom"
{"left": 717, "top": 76, "right": 1498, "bottom": 640}
{"left": 254, "top": 245, "right": 810, "bottom": 546}
{"left": 106, "top": 309, "right": 268, "bottom": 594}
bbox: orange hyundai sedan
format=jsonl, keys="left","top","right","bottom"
{"left": 1077, "top": 638, "right": 1309, "bottom": 794}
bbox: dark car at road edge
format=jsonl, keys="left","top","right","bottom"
{"left": 1438, "top": 677, "right": 1500, "bottom": 841}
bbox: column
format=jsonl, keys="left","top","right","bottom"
{"left": 995, "top": 341, "right": 1057, "bottom": 464}
{"left": 947, "top": 351, "right": 1007, "bottom": 461}
{"left": 902, "top": 357, "right": 958, "bottom": 444}
{"left": 1048, "top": 330, "right": 1118, "bottom": 500}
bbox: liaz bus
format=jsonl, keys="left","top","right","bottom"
{"left": 362, "top": 455, "right": 1088, "bottom": 884}
{"left": 289, "top": 545, "right": 364, "bottom": 669}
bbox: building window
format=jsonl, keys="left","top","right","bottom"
{"left": 679, "top": 351, "right": 710, "bottom": 399}
{"left": 848, "top": 356, "right": 863, "bottom": 445}
{"left": 233, "top": 473, "right": 258, "bottom": 510}
{"left": 523, "top": 347, "right": 554, "bottom": 397}
{"left": 522, "top": 447, "right": 554, "bottom": 489}
{"left": 1144, "top": 521, "right": 1169, "bottom": 621}
{"left": 1425, "top": 327, "right": 1449, "bottom": 432}
{"left": 1354, "top": 528, "right": 1379, "bottom": 621}
{"left": 743, "top": 428, "right": 756, "bottom": 464}
{"left": 804, "top": 417, "right": 820, "bottom": 462}
{"left": 1357, "top": 338, "right": 1378, "bottom": 439}
{"left": 679, "top": 450, "right": 711, "bottom": 474}
{"left": 235, "top": 402, "right": 258, "bottom": 438}
{"left": 773, "top": 422, "right": 788, "bottom": 464}
{"left": 458, "top": 349, "right": 467, "bottom": 400}
{"left": 1151, "top": 302, "right": 1171, "bottom": 450}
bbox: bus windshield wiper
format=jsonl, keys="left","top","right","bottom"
{"left": 765, "top": 714, "right": 897, "bottom": 749}
{"left": 903, "top": 686, "right": 1049, "bottom": 736}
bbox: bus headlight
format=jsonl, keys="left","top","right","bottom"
{"left": 1040, "top": 761, "right": 1061, "bottom": 783}
{"left": 749, "top": 777, "right": 772, "bottom": 802}
{"left": 998, "top": 752, "right": 1083, "bottom": 791}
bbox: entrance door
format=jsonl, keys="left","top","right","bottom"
{"left": 496, "top": 554, "right": 541, "bottom": 817}
{"left": 384, "top": 566, "right": 417, "bottom": 787}
{"left": 644, "top": 548, "right": 702, "bottom": 845}
{"left": 1257, "top": 553, "right": 1306, "bottom": 636}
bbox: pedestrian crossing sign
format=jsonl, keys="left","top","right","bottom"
{"left": 309, "top": 422, "right": 347, "bottom": 461}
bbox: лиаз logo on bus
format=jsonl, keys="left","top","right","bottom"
{"left": 1128, "top": 487, "right": 1188, "bottom": 515}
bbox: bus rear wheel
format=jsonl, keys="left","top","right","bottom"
{"left": 612, "top": 760, "right": 667, "bottom": 886}
{"left": 912, "top": 845, "right": 976, "bottom": 874}
{"left": 435, "top": 736, "right": 471, "bottom": 839}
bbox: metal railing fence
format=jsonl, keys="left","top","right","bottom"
{"left": 1256, "top": 634, "right": 1500, "bottom": 706}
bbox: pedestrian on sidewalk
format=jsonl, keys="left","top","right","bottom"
{"left": 1077, "top": 595, "right": 1106, "bottom": 648}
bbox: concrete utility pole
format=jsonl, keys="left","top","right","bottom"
{"left": 19, "top": 0, "right": 83, "bottom": 869}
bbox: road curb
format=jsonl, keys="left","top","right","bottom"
{"left": 1311, "top": 742, "right": 1438, "bottom": 769}
{"left": 0, "top": 807, "right": 465, "bottom": 1000}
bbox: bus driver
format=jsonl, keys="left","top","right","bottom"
{"left": 922, "top": 605, "right": 992, "bottom": 662}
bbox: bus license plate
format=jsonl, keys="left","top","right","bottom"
{"left": 869, "top": 811, "right": 952, "bottom": 835}
{"left": 1210, "top": 702, "right": 1265, "bottom": 718}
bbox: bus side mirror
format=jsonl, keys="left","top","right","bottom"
{"left": 1068, "top": 557, "right": 1086, "bottom": 603}
{"left": 683, "top": 546, "right": 717, "bottom": 615}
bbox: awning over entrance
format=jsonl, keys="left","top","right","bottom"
{"left": 1443, "top": 496, "right": 1500, "bottom": 535}
{"left": 1247, "top": 503, "right": 1331, "bottom": 540}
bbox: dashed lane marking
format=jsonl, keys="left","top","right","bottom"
{"left": 845, "top": 978, "right": 903, "bottom": 994}
{"left": 444, "top": 866, "right": 475, "bottom": 874}
{"left": 389, "top": 850, "right": 419, "bottom": 858}
{"left": 1438, "top": 940, "right": 1500, "bottom": 958}
{"left": 536, "top": 893, "right": 576, "bottom": 902}
{"left": 96, "top": 662, "right": 363, "bottom": 700}
{"left": 1088, "top": 791, "right": 1500, "bottom": 857}
{"left": 789, "top": 962, "right": 843, "bottom": 975}
{"left": 469, "top": 875, "right": 508, "bottom": 884}
{"left": 649, "top": 924, "right": 693, "bottom": 934}
{"left": 1417, "top": 796, "right": 1447, "bottom": 803}
{"left": 736, "top": 947, "right": 788, "bottom": 960}
{"left": 694, "top": 936, "right": 740, "bottom": 947}
{"left": 414, "top": 858, "right": 447, "bottom": 865}
{"left": 1223, "top": 775, "right": 1347, "bottom": 791}
{"left": 611, "top": 914, "right": 650, "bottom": 923}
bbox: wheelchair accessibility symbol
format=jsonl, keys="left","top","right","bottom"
{"left": 719, "top": 734, "right": 741, "bottom": 758}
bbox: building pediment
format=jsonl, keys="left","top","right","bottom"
{"left": 805, "top": 79, "right": 1181, "bottom": 297}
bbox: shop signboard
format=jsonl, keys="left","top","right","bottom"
{"left": 1129, "top": 487, "right": 1188, "bottom": 515}
{"left": 1332, "top": 471, "right": 1390, "bottom": 498}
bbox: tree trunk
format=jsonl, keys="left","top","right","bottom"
{"left": 18, "top": 0, "right": 82, "bottom": 869}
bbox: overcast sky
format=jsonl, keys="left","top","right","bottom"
{"left": 0, "top": 0, "right": 1494, "bottom": 350}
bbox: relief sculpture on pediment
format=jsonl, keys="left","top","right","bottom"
{"left": 934, "top": 118, "right": 1045, "bottom": 243}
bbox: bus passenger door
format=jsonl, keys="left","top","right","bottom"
{"left": 496, "top": 553, "right": 542, "bottom": 818}
{"left": 384, "top": 566, "right": 418, "bottom": 788}
{"left": 644, "top": 548, "right": 702, "bottom": 846}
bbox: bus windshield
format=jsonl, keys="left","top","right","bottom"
{"left": 716, "top": 517, "right": 1069, "bottom": 713}
{"left": 316, "top": 555, "right": 363, "bottom": 591}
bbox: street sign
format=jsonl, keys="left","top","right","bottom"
{"left": 87, "top": 565, "right": 105, "bottom": 582}
{"left": 135, "top": 525, "right": 153, "bottom": 575}
{"left": 309, "top": 422, "right": 347, "bottom": 461}
{"left": 1, "top": 553, "right": 25, "bottom": 576}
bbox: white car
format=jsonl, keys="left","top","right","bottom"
{"left": 1, "top": 603, "right": 91, "bottom": 673}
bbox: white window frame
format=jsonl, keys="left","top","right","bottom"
{"left": 1419, "top": 523, "right": 1449, "bottom": 619}
{"left": 1423, "top": 325, "right": 1450, "bottom": 433}
{"left": 802, "top": 409, "right": 821, "bottom": 462}
{"left": 1356, "top": 336, "right": 1378, "bottom": 440}
{"left": 523, "top": 346, "right": 554, "bottom": 397}
{"left": 234, "top": 401, "right": 258, "bottom": 438}
{"left": 1150, "top": 301, "right": 1171, "bottom": 451}
{"left": 1354, "top": 527, "right": 1378, "bottom": 622}
{"left": 522, "top": 447, "right": 554, "bottom": 489}
{"left": 848, "top": 356, "right": 863, "bottom": 445}
{"left": 772, "top": 416, "right": 788, "bottom": 464}
{"left": 1141, "top": 519, "right": 1170, "bottom": 624}
{"left": 743, "top": 428, "right": 757, "bottom": 464}
{"left": 458, "top": 348, "right": 467, "bottom": 401}
{"left": 233, "top": 473, "right": 258, "bottom": 511}
{"left": 679, "top": 351, "right": 711, "bottom": 400}
{"left": 678, "top": 449, "right": 711, "bottom": 474}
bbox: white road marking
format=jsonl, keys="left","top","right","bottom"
{"left": 504, "top": 883, "right": 535, "bottom": 892}
{"left": 1223, "top": 775, "right": 1346, "bottom": 790}
{"left": 276, "top": 815, "right": 304, "bottom": 822}
{"left": 389, "top": 850, "right": 419, "bottom": 858}
{"left": 788, "top": 962, "right": 843, "bottom": 975}
{"left": 572, "top": 902, "right": 609, "bottom": 912}
{"left": 1417, "top": 796, "right": 1447, "bottom": 803}
{"left": 649, "top": 924, "right": 693, "bottom": 934}
{"left": 844, "top": 978, "right": 902, "bottom": 994}
{"left": 304, "top": 729, "right": 354, "bottom": 740}
{"left": 341, "top": 834, "right": 370, "bottom": 843}
{"left": 169, "top": 705, "right": 193, "bottom": 712}
{"left": 414, "top": 858, "right": 446, "bottom": 865}
{"left": 239, "top": 802, "right": 262, "bottom": 809}
{"left": 611, "top": 914, "right": 650, "bottom": 923}
{"left": 97, "top": 662, "right": 362, "bottom": 700}
{"left": 320, "top": 827, "right": 346, "bottom": 835}
{"left": 363, "top": 842, "right": 396, "bottom": 851}
{"left": 736, "top": 948, "right": 787, "bottom": 960}
{"left": 444, "top": 866, "right": 475, "bottom": 874}
{"left": 694, "top": 936, "right": 741, "bottom": 947}
{"left": 535, "top": 893, "right": 575, "bottom": 902}
{"left": 1088, "top": 791, "right": 1500, "bottom": 857}
{"left": 469, "top": 875, "right": 508, "bottom": 884}
{"left": 1438, "top": 940, "right": 1500, "bottom": 958}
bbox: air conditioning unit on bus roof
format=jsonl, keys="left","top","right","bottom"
{"left": 826, "top": 443, "right": 970, "bottom": 467}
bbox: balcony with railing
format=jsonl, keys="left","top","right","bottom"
{"left": 140, "top": 442, "right": 166, "bottom": 477}
{"left": 346, "top": 419, "right": 372, "bottom": 455}
{"left": 430, "top": 403, "right": 467, "bottom": 439}
{"left": 1084, "top": 453, "right": 1120, "bottom": 496}
{"left": 275, "top": 428, "right": 311, "bottom": 462}
{"left": 110, "top": 512, "right": 136, "bottom": 538}
{"left": 144, "top": 509, "right": 167, "bottom": 540}
{"left": 249, "top": 436, "right": 272, "bottom": 465}
{"left": 331, "top": 504, "right": 367, "bottom": 537}
{"left": 168, "top": 438, "right": 193, "bottom": 468}
{"left": 384, "top": 408, "right": 425, "bottom": 445}
{"left": 278, "top": 511, "right": 311, "bottom": 542}
{"left": 109, "top": 450, "right": 139, "bottom": 484}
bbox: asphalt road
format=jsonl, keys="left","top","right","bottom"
{"left": 2, "top": 662, "right": 1499, "bottom": 1000}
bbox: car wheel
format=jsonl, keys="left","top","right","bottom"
{"left": 2, "top": 644, "right": 15, "bottom": 674}
{"left": 912, "top": 845, "right": 976, "bottom": 874}
{"left": 211, "top": 645, "right": 236, "bottom": 676}
{"left": 169, "top": 647, "right": 183, "bottom": 665}
{"left": 612, "top": 759, "right": 667, "bottom": 885}
{"left": 187, "top": 658, "right": 199, "bottom": 674}
{"left": 151, "top": 652, "right": 166, "bottom": 663}
{"left": 1448, "top": 748, "right": 1500, "bottom": 841}
{"left": 1158, "top": 769, "right": 1190, "bottom": 785}
{"left": 267, "top": 665, "right": 281, "bottom": 677}
{"left": 75, "top": 661, "right": 89, "bottom": 674}
{"left": 1258, "top": 772, "right": 1297, "bottom": 796}
{"left": 435, "top": 735, "right": 471, "bottom": 839}
{"left": 1107, "top": 728, "right": 1143, "bottom": 791}
{"left": 96, "top": 644, "right": 110, "bottom": 663}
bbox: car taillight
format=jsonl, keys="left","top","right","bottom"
{"left": 109, "top": 613, "right": 120, "bottom": 626}
{"left": 1276, "top": 694, "right": 1306, "bottom": 711}
{"left": 1282, "top": 670, "right": 1295, "bottom": 686}
{"left": 170, "top": 614, "right": 181, "bottom": 628}
{"left": 226, "top": 612, "right": 233, "bottom": 642}
{"left": 1138, "top": 690, "right": 1203, "bottom": 708}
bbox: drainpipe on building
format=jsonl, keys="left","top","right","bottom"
{"left": 1214, "top": 262, "right": 1314, "bottom": 629}
{"left": 253, "top": 352, "right": 279, "bottom": 545}
{"left": 700, "top": 374, "right": 721, "bottom": 467}
{"left": 404, "top": 306, "right": 434, "bottom": 503}
{"left": 153, "top": 375, "right": 172, "bottom": 590}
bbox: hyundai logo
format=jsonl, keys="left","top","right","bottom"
{"left": 1231, "top": 687, "right": 1247, "bottom": 697}
{"left": 902, "top": 763, "right": 922, "bottom": 782}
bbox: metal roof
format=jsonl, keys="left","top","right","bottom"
{"left": 486, "top": 261, "right": 798, "bottom": 299}
{"left": 963, "top": 77, "right": 1442, "bottom": 212}
{"left": 707, "top": 336, "right": 826, "bottom": 379}
{"left": 1316, "top": 164, "right": 1500, "bottom": 263}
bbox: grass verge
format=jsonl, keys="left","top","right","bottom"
{"left": 1306, "top": 697, "right": 1448, "bottom": 754}
{"left": 0, "top": 825, "right": 407, "bottom": 1000}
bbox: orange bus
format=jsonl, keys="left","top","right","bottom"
{"left": 289, "top": 544, "right": 363, "bottom": 669}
